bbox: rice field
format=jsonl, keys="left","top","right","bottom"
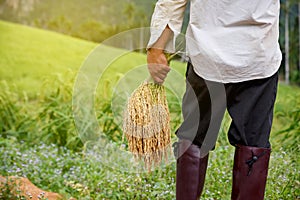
{"left": 0, "top": 20, "right": 299, "bottom": 199}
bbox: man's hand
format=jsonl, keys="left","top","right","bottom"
{"left": 147, "top": 48, "right": 171, "bottom": 84}
{"left": 146, "top": 25, "right": 173, "bottom": 84}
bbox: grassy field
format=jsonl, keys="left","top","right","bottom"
{"left": 0, "top": 20, "right": 299, "bottom": 199}
{"left": 0, "top": 20, "right": 97, "bottom": 95}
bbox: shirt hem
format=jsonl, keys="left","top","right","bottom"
{"left": 191, "top": 60, "right": 281, "bottom": 83}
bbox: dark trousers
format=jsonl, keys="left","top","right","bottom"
{"left": 176, "top": 63, "right": 278, "bottom": 154}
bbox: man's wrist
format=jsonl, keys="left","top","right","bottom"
{"left": 147, "top": 47, "right": 164, "bottom": 54}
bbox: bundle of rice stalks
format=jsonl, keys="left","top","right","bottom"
{"left": 123, "top": 81, "right": 171, "bottom": 171}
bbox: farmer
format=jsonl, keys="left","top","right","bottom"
{"left": 147, "top": 1, "right": 282, "bottom": 200}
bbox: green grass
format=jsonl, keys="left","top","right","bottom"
{"left": 0, "top": 139, "right": 298, "bottom": 199}
{"left": 0, "top": 20, "right": 97, "bottom": 96}
{"left": 0, "top": 20, "right": 299, "bottom": 199}
{"left": 0, "top": 20, "right": 185, "bottom": 98}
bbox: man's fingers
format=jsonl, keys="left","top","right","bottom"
{"left": 146, "top": 49, "right": 171, "bottom": 84}
{"left": 148, "top": 64, "right": 170, "bottom": 83}
{"left": 149, "top": 63, "right": 170, "bottom": 74}
{"left": 156, "top": 73, "right": 167, "bottom": 81}
{"left": 152, "top": 76, "right": 164, "bottom": 84}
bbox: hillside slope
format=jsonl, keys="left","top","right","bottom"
{"left": 0, "top": 20, "right": 187, "bottom": 97}
{"left": 0, "top": 20, "right": 97, "bottom": 94}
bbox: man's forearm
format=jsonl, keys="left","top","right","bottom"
{"left": 150, "top": 25, "right": 173, "bottom": 51}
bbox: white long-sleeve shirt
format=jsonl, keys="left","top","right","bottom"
{"left": 147, "top": 0, "right": 282, "bottom": 83}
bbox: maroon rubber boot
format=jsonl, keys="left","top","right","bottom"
{"left": 231, "top": 145, "right": 271, "bottom": 200}
{"left": 175, "top": 139, "right": 209, "bottom": 200}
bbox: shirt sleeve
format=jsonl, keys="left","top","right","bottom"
{"left": 147, "top": 0, "right": 188, "bottom": 53}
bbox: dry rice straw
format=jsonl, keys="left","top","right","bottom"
{"left": 123, "top": 81, "right": 171, "bottom": 171}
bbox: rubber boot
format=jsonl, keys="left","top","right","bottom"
{"left": 175, "top": 139, "right": 209, "bottom": 200}
{"left": 231, "top": 145, "right": 271, "bottom": 200}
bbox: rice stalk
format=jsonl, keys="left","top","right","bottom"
{"left": 123, "top": 81, "right": 171, "bottom": 171}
